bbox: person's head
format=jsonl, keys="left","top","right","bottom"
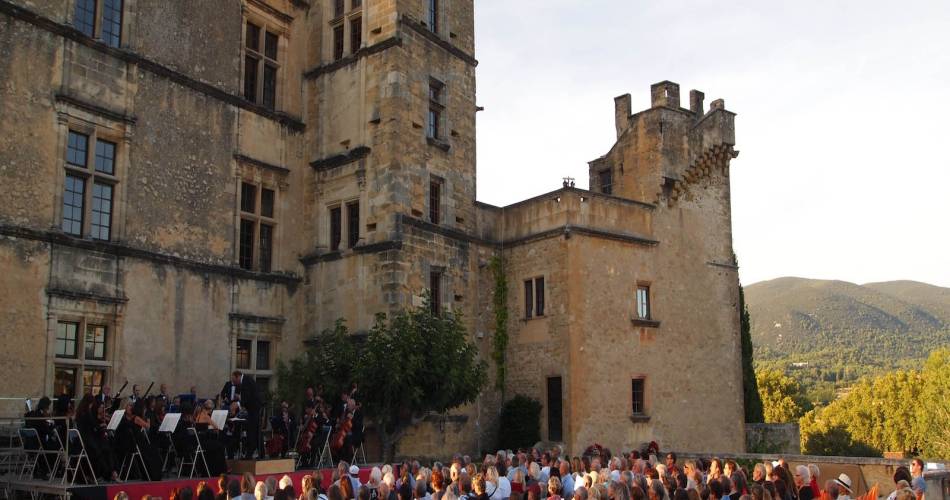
{"left": 548, "top": 476, "right": 562, "bottom": 497}
{"left": 132, "top": 384, "right": 141, "bottom": 397}
{"left": 460, "top": 475, "right": 473, "bottom": 495}
{"left": 306, "top": 387, "right": 315, "bottom": 399}
{"left": 708, "top": 479, "right": 723, "bottom": 500}
{"left": 807, "top": 465, "right": 820, "bottom": 483}
{"left": 255, "top": 481, "right": 267, "bottom": 500}
{"left": 231, "top": 371, "right": 243, "bottom": 385}
{"left": 666, "top": 454, "right": 677, "bottom": 469}
{"left": 673, "top": 489, "right": 688, "bottom": 500}
{"left": 301, "top": 476, "right": 314, "bottom": 495}
{"left": 340, "top": 476, "right": 354, "bottom": 499}
{"left": 648, "top": 482, "right": 665, "bottom": 500}
{"left": 910, "top": 459, "right": 924, "bottom": 477}
{"left": 241, "top": 473, "right": 257, "bottom": 494}
{"left": 203, "top": 399, "right": 215, "bottom": 412}
{"left": 720, "top": 476, "right": 733, "bottom": 496}
{"left": 750, "top": 484, "right": 763, "bottom": 500}
{"left": 793, "top": 466, "right": 809, "bottom": 489}
{"left": 359, "top": 486, "right": 371, "bottom": 500}
{"left": 328, "top": 485, "right": 343, "bottom": 500}
{"left": 894, "top": 488, "right": 916, "bottom": 500}
{"left": 160, "top": 383, "right": 168, "bottom": 394}
{"left": 529, "top": 462, "right": 541, "bottom": 480}
{"left": 228, "top": 480, "right": 242, "bottom": 499}
{"left": 710, "top": 459, "right": 722, "bottom": 476}
{"left": 752, "top": 464, "right": 765, "bottom": 483}
{"left": 893, "top": 466, "right": 912, "bottom": 486}
{"left": 575, "top": 487, "right": 589, "bottom": 500}
{"left": 114, "top": 493, "right": 130, "bottom": 500}
{"left": 823, "top": 480, "right": 838, "bottom": 499}
{"left": 723, "top": 462, "right": 736, "bottom": 479}
{"left": 397, "top": 482, "right": 412, "bottom": 500}
{"left": 198, "top": 488, "right": 215, "bottom": 500}
{"left": 687, "top": 489, "right": 700, "bottom": 500}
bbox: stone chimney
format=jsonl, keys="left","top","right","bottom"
{"left": 614, "top": 94, "right": 631, "bottom": 138}
{"left": 690, "top": 89, "right": 705, "bottom": 116}
{"left": 650, "top": 81, "right": 680, "bottom": 108}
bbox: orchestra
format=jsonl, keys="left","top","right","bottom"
{"left": 20, "top": 371, "right": 365, "bottom": 484}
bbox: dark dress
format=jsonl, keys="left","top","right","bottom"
{"left": 116, "top": 416, "right": 162, "bottom": 481}
{"left": 798, "top": 486, "right": 814, "bottom": 500}
{"left": 75, "top": 411, "right": 117, "bottom": 480}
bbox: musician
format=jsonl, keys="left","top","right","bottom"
{"left": 304, "top": 387, "right": 317, "bottom": 412}
{"left": 116, "top": 399, "right": 162, "bottom": 481}
{"left": 24, "top": 396, "right": 55, "bottom": 478}
{"left": 157, "top": 384, "right": 171, "bottom": 409}
{"left": 128, "top": 384, "right": 142, "bottom": 405}
{"left": 223, "top": 401, "right": 248, "bottom": 459}
{"left": 177, "top": 401, "right": 227, "bottom": 477}
{"left": 75, "top": 395, "right": 119, "bottom": 481}
{"left": 96, "top": 385, "right": 112, "bottom": 406}
{"left": 268, "top": 401, "right": 295, "bottom": 458}
{"left": 296, "top": 402, "right": 320, "bottom": 467}
{"left": 220, "top": 371, "right": 260, "bottom": 459}
{"left": 330, "top": 388, "right": 351, "bottom": 424}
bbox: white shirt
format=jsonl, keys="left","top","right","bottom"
{"left": 491, "top": 477, "right": 512, "bottom": 500}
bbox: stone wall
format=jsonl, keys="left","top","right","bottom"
{"left": 746, "top": 423, "right": 801, "bottom": 455}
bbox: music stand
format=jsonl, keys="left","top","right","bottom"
{"left": 106, "top": 410, "right": 124, "bottom": 431}
{"left": 210, "top": 410, "right": 228, "bottom": 431}
{"left": 159, "top": 414, "right": 181, "bottom": 433}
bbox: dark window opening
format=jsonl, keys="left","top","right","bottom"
{"left": 236, "top": 339, "right": 252, "bottom": 369}
{"left": 599, "top": 169, "right": 613, "bottom": 195}
{"left": 244, "top": 55, "right": 259, "bottom": 102}
{"left": 350, "top": 16, "right": 362, "bottom": 53}
{"left": 547, "top": 376, "right": 563, "bottom": 441}
{"left": 535, "top": 276, "right": 545, "bottom": 316}
{"left": 346, "top": 202, "right": 360, "bottom": 248}
{"left": 259, "top": 224, "right": 273, "bottom": 272}
{"left": 245, "top": 22, "right": 279, "bottom": 108}
{"left": 54, "top": 367, "right": 77, "bottom": 398}
{"left": 90, "top": 182, "right": 113, "bottom": 240}
{"left": 246, "top": 22, "right": 261, "bottom": 50}
{"left": 429, "top": 270, "right": 442, "bottom": 314}
{"left": 241, "top": 182, "right": 257, "bottom": 213}
{"left": 334, "top": 0, "right": 345, "bottom": 17}
{"left": 264, "top": 31, "right": 279, "bottom": 59}
{"left": 632, "top": 378, "right": 646, "bottom": 415}
{"left": 330, "top": 206, "right": 342, "bottom": 251}
{"left": 62, "top": 175, "right": 85, "bottom": 236}
{"left": 427, "top": 0, "right": 439, "bottom": 33}
{"left": 524, "top": 279, "right": 534, "bottom": 319}
{"left": 101, "top": 0, "right": 123, "bottom": 47}
{"left": 239, "top": 219, "right": 255, "bottom": 270}
{"left": 262, "top": 63, "right": 277, "bottom": 109}
{"left": 260, "top": 188, "right": 275, "bottom": 218}
{"left": 333, "top": 24, "right": 345, "bottom": 60}
{"left": 427, "top": 81, "right": 444, "bottom": 140}
{"left": 74, "top": 0, "right": 96, "bottom": 37}
{"left": 429, "top": 180, "right": 441, "bottom": 224}
{"left": 256, "top": 340, "right": 271, "bottom": 370}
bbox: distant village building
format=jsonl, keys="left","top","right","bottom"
{"left": 0, "top": 0, "right": 744, "bottom": 455}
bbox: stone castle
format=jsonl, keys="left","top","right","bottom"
{"left": 0, "top": 0, "right": 745, "bottom": 456}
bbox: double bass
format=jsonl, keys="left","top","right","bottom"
{"left": 296, "top": 411, "right": 317, "bottom": 455}
{"left": 330, "top": 412, "right": 352, "bottom": 456}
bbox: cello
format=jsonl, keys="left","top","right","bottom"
{"left": 330, "top": 411, "right": 352, "bottom": 457}
{"left": 296, "top": 409, "right": 317, "bottom": 456}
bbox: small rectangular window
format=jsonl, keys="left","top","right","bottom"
{"left": 241, "top": 182, "right": 257, "bottom": 214}
{"left": 84, "top": 324, "right": 107, "bottom": 360}
{"left": 264, "top": 31, "right": 279, "bottom": 60}
{"left": 236, "top": 339, "right": 252, "bottom": 369}
{"left": 256, "top": 340, "right": 271, "bottom": 370}
{"left": 334, "top": 0, "right": 345, "bottom": 17}
{"left": 259, "top": 223, "right": 273, "bottom": 272}
{"left": 427, "top": 0, "right": 439, "bottom": 33}
{"left": 94, "top": 140, "right": 116, "bottom": 175}
{"left": 535, "top": 277, "right": 545, "bottom": 316}
{"left": 524, "top": 279, "right": 534, "bottom": 319}
{"left": 600, "top": 169, "right": 613, "bottom": 195}
{"left": 74, "top": 0, "right": 97, "bottom": 38}
{"left": 636, "top": 284, "right": 650, "bottom": 320}
{"left": 67, "top": 131, "right": 89, "bottom": 168}
{"left": 350, "top": 16, "right": 362, "bottom": 53}
{"left": 429, "top": 179, "right": 441, "bottom": 224}
{"left": 246, "top": 22, "right": 261, "bottom": 50}
{"left": 427, "top": 81, "right": 444, "bottom": 140}
{"left": 352, "top": 0, "right": 361, "bottom": 8}
{"left": 62, "top": 174, "right": 85, "bottom": 236}
{"left": 632, "top": 378, "right": 646, "bottom": 415}
{"left": 333, "top": 24, "right": 345, "bottom": 60}
{"left": 90, "top": 182, "right": 113, "bottom": 240}
{"left": 429, "top": 270, "right": 442, "bottom": 314}
{"left": 100, "top": 0, "right": 123, "bottom": 48}
{"left": 260, "top": 188, "right": 275, "bottom": 218}
{"left": 330, "top": 206, "right": 342, "bottom": 251}
{"left": 56, "top": 322, "right": 79, "bottom": 358}
{"left": 346, "top": 201, "right": 360, "bottom": 248}
{"left": 239, "top": 219, "right": 255, "bottom": 270}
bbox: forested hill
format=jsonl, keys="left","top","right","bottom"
{"left": 745, "top": 277, "right": 950, "bottom": 368}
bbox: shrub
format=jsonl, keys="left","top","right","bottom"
{"left": 497, "top": 395, "right": 542, "bottom": 450}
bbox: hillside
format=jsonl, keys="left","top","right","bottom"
{"left": 744, "top": 277, "right": 950, "bottom": 402}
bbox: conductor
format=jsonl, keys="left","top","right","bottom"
{"left": 220, "top": 370, "right": 261, "bottom": 459}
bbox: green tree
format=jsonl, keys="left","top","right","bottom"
{"left": 497, "top": 395, "right": 542, "bottom": 450}
{"left": 274, "top": 319, "right": 356, "bottom": 410}
{"left": 356, "top": 295, "right": 487, "bottom": 461}
{"left": 756, "top": 368, "right": 805, "bottom": 423}
{"left": 740, "top": 282, "right": 764, "bottom": 423}
{"left": 917, "top": 348, "right": 950, "bottom": 458}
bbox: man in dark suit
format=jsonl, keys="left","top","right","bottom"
{"left": 221, "top": 370, "right": 260, "bottom": 459}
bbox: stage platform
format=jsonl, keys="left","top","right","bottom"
{"left": 4, "top": 465, "right": 375, "bottom": 500}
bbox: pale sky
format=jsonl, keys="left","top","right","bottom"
{"left": 473, "top": 1, "right": 950, "bottom": 288}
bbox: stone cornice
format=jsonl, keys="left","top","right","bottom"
{"left": 0, "top": 0, "right": 305, "bottom": 132}
{"left": 310, "top": 146, "right": 371, "bottom": 171}
{"left": 55, "top": 93, "right": 136, "bottom": 124}
{"left": 299, "top": 240, "right": 403, "bottom": 266}
{"left": 234, "top": 154, "right": 291, "bottom": 175}
{"left": 399, "top": 15, "right": 477, "bottom": 67}
{"left": 303, "top": 37, "right": 403, "bottom": 79}
{"left": 47, "top": 287, "right": 129, "bottom": 305}
{"left": 0, "top": 224, "right": 302, "bottom": 286}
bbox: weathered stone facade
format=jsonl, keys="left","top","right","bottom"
{"left": 0, "top": 0, "right": 744, "bottom": 456}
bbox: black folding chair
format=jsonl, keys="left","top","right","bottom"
{"left": 178, "top": 428, "right": 210, "bottom": 479}
{"left": 62, "top": 428, "right": 97, "bottom": 486}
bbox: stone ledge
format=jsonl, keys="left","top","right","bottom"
{"left": 47, "top": 287, "right": 128, "bottom": 305}
{"left": 399, "top": 15, "right": 477, "bottom": 67}
{"left": 427, "top": 137, "right": 451, "bottom": 152}
{"left": 310, "top": 146, "right": 371, "bottom": 171}
{"left": 55, "top": 93, "right": 136, "bottom": 124}
{"left": 629, "top": 414, "right": 651, "bottom": 423}
{"left": 234, "top": 154, "right": 290, "bottom": 175}
{"left": 631, "top": 318, "right": 661, "bottom": 328}
{"left": 303, "top": 37, "right": 403, "bottom": 79}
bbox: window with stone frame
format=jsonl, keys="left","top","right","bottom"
{"left": 524, "top": 276, "right": 545, "bottom": 318}
{"left": 599, "top": 168, "right": 613, "bottom": 195}
{"left": 346, "top": 201, "right": 360, "bottom": 248}
{"left": 332, "top": 23, "right": 345, "bottom": 60}
{"left": 328, "top": 199, "right": 359, "bottom": 251}
{"left": 350, "top": 15, "right": 362, "bottom": 53}
{"left": 53, "top": 319, "right": 112, "bottom": 397}
{"left": 429, "top": 178, "right": 442, "bottom": 224}
{"left": 631, "top": 378, "right": 646, "bottom": 415}
{"left": 428, "top": 78, "right": 445, "bottom": 140}
{"left": 62, "top": 129, "right": 119, "bottom": 241}
{"left": 239, "top": 181, "right": 278, "bottom": 272}
{"left": 72, "top": 0, "right": 124, "bottom": 48}
{"left": 427, "top": 0, "right": 439, "bottom": 33}
{"left": 429, "top": 269, "right": 443, "bottom": 314}
{"left": 233, "top": 337, "right": 273, "bottom": 390}
{"left": 244, "top": 20, "right": 281, "bottom": 110}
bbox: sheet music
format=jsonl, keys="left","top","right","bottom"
{"left": 159, "top": 413, "right": 181, "bottom": 433}
{"left": 107, "top": 410, "right": 124, "bottom": 431}
{"left": 211, "top": 410, "right": 228, "bottom": 430}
